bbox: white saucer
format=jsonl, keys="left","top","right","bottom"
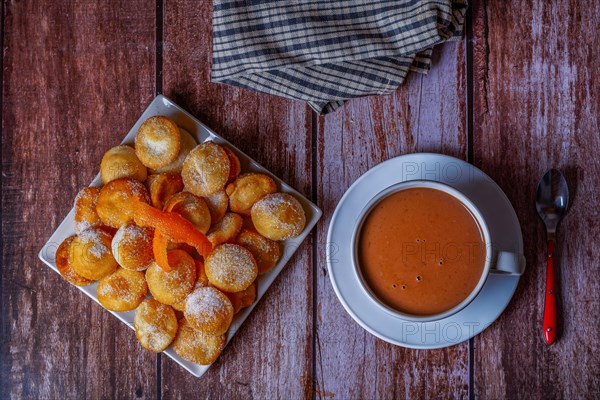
{"left": 326, "top": 153, "right": 524, "bottom": 349}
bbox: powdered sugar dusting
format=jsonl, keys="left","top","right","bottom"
{"left": 113, "top": 224, "right": 143, "bottom": 244}
{"left": 74, "top": 186, "right": 100, "bottom": 206}
{"left": 134, "top": 299, "right": 177, "bottom": 352}
{"left": 74, "top": 187, "right": 101, "bottom": 234}
{"left": 97, "top": 269, "right": 147, "bottom": 309}
{"left": 124, "top": 178, "right": 150, "bottom": 200}
{"left": 203, "top": 190, "right": 228, "bottom": 222}
{"left": 78, "top": 228, "right": 110, "bottom": 259}
{"left": 185, "top": 287, "right": 232, "bottom": 322}
{"left": 236, "top": 229, "right": 280, "bottom": 274}
{"left": 205, "top": 244, "right": 257, "bottom": 291}
{"left": 251, "top": 193, "right": 306, "bottom": 239}
{"left": 112, "top": 224, "right": 153, "bottom": 270}
{"left": 146, "top": 251, "right": 196, "bottom": 304}
{"left": 75, "top": 220, "right": 93, "bottom": 234}
{"left": 207, "top": 213, "right": 243, "bottom": 246}
{"left": 143, "top": 135, "right": 169, "bottom": 155}
{"left": 183, "top": 142, "right": 229, "bottom": 195}
{"left": 152, "top": 128, "right": 197, "bottom": 174}
{"left": 173, "top": 318, "right": 226, "bottom": 364}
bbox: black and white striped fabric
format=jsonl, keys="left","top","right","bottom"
{"left": 211, "top": 1, "right": 467, "bottom": 114}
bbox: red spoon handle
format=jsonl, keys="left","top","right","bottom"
{"left": 543, "top": 239, "right": 557, "bottom": 345}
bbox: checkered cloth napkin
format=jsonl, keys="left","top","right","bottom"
{"left": 211, "top": 1, "right": 467, "bottom": 114}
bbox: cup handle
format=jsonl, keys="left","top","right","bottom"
{"left": 490, "top": 251, "right": 526, "bottom": 275}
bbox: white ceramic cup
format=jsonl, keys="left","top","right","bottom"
{"left": 351, "top": 180, "right": 525, "bottom": 322}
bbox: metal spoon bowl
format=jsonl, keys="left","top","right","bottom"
{"left": 536, "top": 169, "right": 569, "bottom": 234}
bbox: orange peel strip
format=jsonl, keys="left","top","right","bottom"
{"left": 153, "top": 231, "right": 171, "bottom": 272}
{"left": 134, "top": 201, "right": 213, "bottom": 260}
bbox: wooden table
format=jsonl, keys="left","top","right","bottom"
{"left": 2, "top": 1, "right": 599, "bottom": 398}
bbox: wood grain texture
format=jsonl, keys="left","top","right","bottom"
{"left": 315, "top": 41, "right": 469, "bottom": 399}
{"left": 472, "top": 0, "right": 600, "bottom": 398}
{"left": 1, "top": 1, "right": 157, "bottom": 398}
{"left": 3, "top": 1, "right": 600, "bottom": 397}
{"left": 160, "top": 1, "right": 314, "bottom": 398}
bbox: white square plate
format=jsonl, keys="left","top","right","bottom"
{"left": 38, "top": 95, "right": 322, "bottom": 377}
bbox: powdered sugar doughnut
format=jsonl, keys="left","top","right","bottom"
{"left": 251, "top": 193, "right": 306, "bottom": 240}
{"left": 203, "top": 190, "right": 229, "bottom": 223}
{"left": 111, "top": 223, "right": 154, "bottom": 271}
{"left": 184, "top": 287, "right": 233, "bottom": 335}
{"left": 69, "top": 228, "right": 118, "bottom": 280}
{"left": 74, "top": 187, "right": 102, "bottom": 234}
{"left": 134, "top": 298, "right": 178, "bottom": 353}
{"left": 135, "top": 116, "right": 181, "bottom": 169}
{"left": 100, "top": 145, "right": 147, "bottom": 184}
{"left": 149, "top": 128, "right": 197, "bottom": 174}
{"left": 226, "top": 173, "right": 277, "bottom": 216}
{"left": 164, "top": 192, "right": 211, "bottom": 234}
{"left": 207, "top": 212, "right": 243, "bottom": 247}
{"left": 173, "top": 318, "right": 226, "bottom": 365}
{"left": 96, "top": 178, "right": 151, "bottom": 228}
{"left": 205, "top": 243, "right": 257, "bottom": 293}
{"left": 97, "top": 268, "right": 148, "bottom": 312}
{"left": 236, "top": 229, "right": 281, "bottom": 274}
{"left": 146, "top": 249, "right": 196, "bottom": 305}
{"left": 181, "top": 142, "right": 230, "bottom": 197}
{"left": 56, "top": 235, "right": 94, "bottom": 286}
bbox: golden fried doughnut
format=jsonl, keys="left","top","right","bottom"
{"left": 146, "top": 249, "right": 196, "bottom": 305}
{"left": 236, "top": 229, "right": 281, "bottom": 274}
{"left": 56, "top": 235, "right": 94, "bottom": 286}
{"left": 100, "top": 145, "right": 147, "bottom": 184}
{"left": 181, "top": 142, "right": 230, "bottom": 197}
{"left": 135, "top": 116, "right": 181, "bottom": 169}
{"left": 225, "top": 281, "right": 257, "bottom": 314}
{"left": 184, "top": 287, "right": 234, "bottom": 335}
{"left": 251, "top": 193, "right": 306, "bottom": 240}
{"left": 150, "top": 128, "right": 197, "bottom": 174}
{"left": 207, "top": 212, "right": 243, "bottom": 247}
{"left": 203, "top": 190, "right": 228, "bottom": 224}
{"left": 74, "top": 187, "right": 102, "bottom": 234}
{"left": 111, "top": 223, "right": 154, "bottom": 271}
{"left": 172, "top": 260, "right": 209, "bottom": 311}
{"left": 173, "top": 318, "right": 226, "bottom": 365}
{"left": 226, "top": 173, "right": 277, "bottom": 216}
{"left": 134, "top": 298, "right": 178, "bottom": 353}
{"left": 97, "top": 268, "right": 148, "bottom": 312}
{"left": 222, "top": 146, "right": 241, "bottom": 184}
{"left": 96, "top": 178, "right": 151, "bottom": 228}
{"left": 164, "top": 192, "right": 211, "bottom": 234}
{"left": 146, "top": 172, "right": 184, "bottom": 210}
{"left": 69, "top": 228, "right": 118, "bottom": 280}
{"left": 205, "top": 243, "right": 257, "bottom": 293}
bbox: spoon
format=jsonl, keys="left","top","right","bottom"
{"left": 535, "top": 169, "right": 569, "bottom": 345}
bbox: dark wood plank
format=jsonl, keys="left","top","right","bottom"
{"left": 472, "top": 0, "right": 600, "bottom": 398}
{"left": 315, "top": 41, "right": 469, "bottom": 399}
{"left": 160, "top": 1, "right": 314, "bottom": 397}
{"left": 1, "top": 1, "right": 157, "bottom": 398}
